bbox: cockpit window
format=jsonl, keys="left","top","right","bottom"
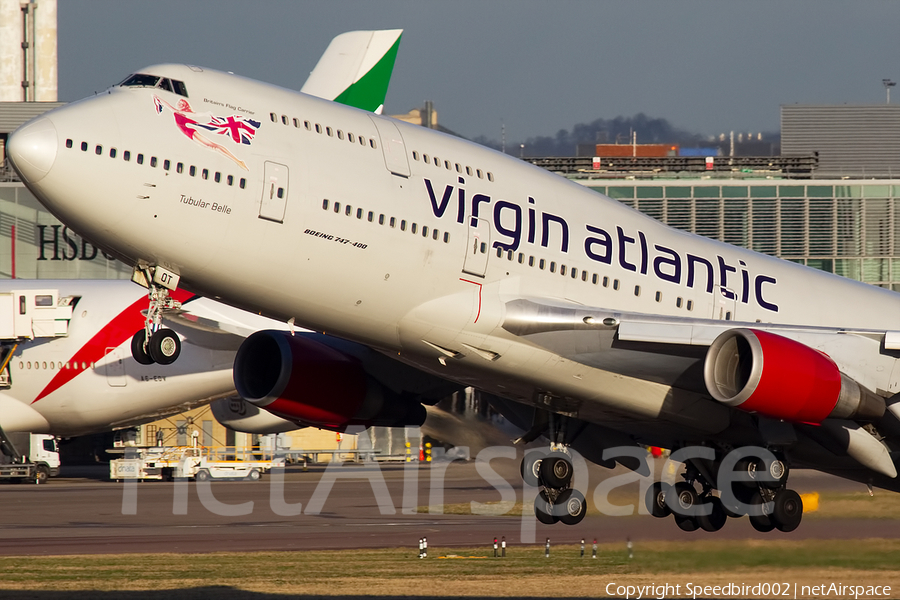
{"left": 118, "top": 73, "right": 188, "bottom": 97}
{"left": 118, "top": 73, "right": 160, "bottom": 88}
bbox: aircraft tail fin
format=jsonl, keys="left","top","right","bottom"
{"left": 300, "top": 29, "right": 403, "bottom": 113}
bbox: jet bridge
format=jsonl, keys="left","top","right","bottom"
{"left": 0, "top": 289, "right": 75, "bottom": 389}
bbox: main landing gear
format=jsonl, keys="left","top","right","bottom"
{"left": 645, "top": 449, "right": 802, "bottom": 534}
{"left": 130, "top": 267, "right": 182, "bottom": 366}
{"left": 518, "top": 413, "right": 587, "bottom": 526}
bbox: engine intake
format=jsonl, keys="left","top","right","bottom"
{"left": 704, "top": 328, "right": 884, "bottom": 423}
{"left": 233, "top": 331, "right": 426, "bottom": 429}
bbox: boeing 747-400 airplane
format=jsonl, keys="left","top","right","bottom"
{"left": 8, "top": 61, "right": 900, "bottom": 534}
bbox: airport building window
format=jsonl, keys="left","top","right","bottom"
{"left": 109, "top": 148, "right": 117, "bottom": 159}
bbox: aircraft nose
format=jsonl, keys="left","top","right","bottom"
{"left": 7, "top": 117, "right": 58, "bottom": 184}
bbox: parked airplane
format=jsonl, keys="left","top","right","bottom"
{"left": 9, "top": 61, "right": 900, "bottom": 535}
{"left": 0, "top": 30, "right": 403, "bottom": 438}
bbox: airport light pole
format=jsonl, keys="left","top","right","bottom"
{"left": 883, "top": 79, "right": 896, "bottom": 104}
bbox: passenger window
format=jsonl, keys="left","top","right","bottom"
{"left": 676, "top": 297, "right": 683, "bottom": 308}
{"left": 445, "top": 160, "right": 451, "bottom": 170}
{"left": 150, "top": 157, "right": 157, "bottom": 167}
{"left": 360, "top": 136, "right": 366, "bottom": 146}
{"left": 423, "top": 226, "right": 429, "bottom": 237}
{"left": 507, "top": 250, "right": 514, "bottom": 261}
{"left": 378, "top": 214, "right": 385, "bottom": 225}
{"left": 423, "top": 154, "right": 430, "bottom": 163}
{"left": 655, "top": 291, "right": 662, "bottom": 302}
{"left": 334, "top": 202, "right": 341, "bottom": 213}
{"left": 528, "top": 256, "right": 534, "bottom": 267}
{"left": 66, "top": 139, "right": 73, "bottom": 149}
{"left": 550, "top": 262, "right": 556, "bottom": 273}
{"left": 304, "top": 121, "right": 311, "bottom": 130}
{"left": 477, "top": 169, "right": 483, "bottom": 179}
{"left": 443, "top": 232, "right": 450, "bottom": 243}
{"left": 239, "top": 178, "right": 246, "bottom": 189}
{"left": 466, "top": 166, "right": 473, "bottom": 176}
{"left": 277, "top": 188, "right": 284, "bottom": 199}
{"left": 433, "top": 229, "right": 439, "bottom": 240}
{"left": 400, "top": 220, "right": 407, "bottom": 231}
{"left": 368, "top": 211, "right": 374, "bottom": 222}
{"left": 560, "top": 265, "right": 567, "bottom": 276}
{"left": 390, "top": 217, "right": 396, "bottom": 227}
{"left": 95, "top": 145, "right": 102, "bottom": 155}
{"left": 434, "top": 157, "right": 440, "bottom": 167}
{"left": 80, "top": 141, "right": 88, "bottom": 151}
{"left": 109, "top": 148, "right": 117, "bottom": 158}
{"left": 411, "top": 223, "right": 417, "bottom": 234}
{"left": 602, "top": 276, "right": 609, "bottom": 287}
{"left": 345, "top": 205, "right": 352, "bottom": 216}
{"left": 315, "top": 124, "right": 322, "bottom": 133}
{"left": 592, "top": 274, "right": 598, "bottom": 284}
{"left": 337, "top": 130, "right": 344, "bottom": 140}
{"left": 214, "top": 172, "right": 221, "bottom": 183}
{"left": 281, "top": 115, "right": 288, "bottom": 125}
{"left": 176, "top": 162, "right": 183, "bottom": 173}
{"left": 413, "top": 151, "right": 419, "bottom": 161}
{"left": 137, "top": 154, "right": 144, "bottom": 165}
{"left": 687, "top": 300, "right": 694, "bottom": 311}
{"left": 487, "top": 172, "right": 494, "bottom": 182}
{"left": 189, "top": 166, "right": 196, "bottom": 176}
{"left": 369, "top": 138, "right": 376, "bottom": 149}
{"left": 270, "top": 113, "right": 277, "bottom": 122}
{"left": 293, "top": 118, "right": 300, "bottom": 128}
{"left": 203, "top": 169, "right": 209, "bottom": 180}
{"left": 634, "top": 285, "right": 641, "bottom": 296}
{"left": 613, "top": 279, "right": 620, "bottom": 290}
{"left": 480, "top": 242, "right": 487, "bottom": 253}
{"left": 581, "top": 271, "right": 587, "bottom": 281}
{"left": 323, "top": 199, "right": 330, "bottom": 210}
{"left": 163, "top": 159, "right": 170, "bottom": 170}
{"left": 496, "top": 247, "right": 503, "bottom": 258}
{"left": 349, "top": 133, "right": 356, "bottom": 143}
{"left": 357, "top": 208, "right": 363, "bottom": 219}
{"left": 123, "top": 151, "right": 131, "bottom": 161}
{"left": 227, "top": 175, "right": 233, "bottom": 185}
{"left": 326, "top": 126, "right": 333, "bottom": 137}
{"left": 539, "top": 259, "right": 545, "bottom": 270}
{"left": 455, "top": 163, "right": 462, "bottom": 173}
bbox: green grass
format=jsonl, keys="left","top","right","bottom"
{"left": 1, "top": 539, "right": 900, "bottom": 595}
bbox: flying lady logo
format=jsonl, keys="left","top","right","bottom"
{"left": 153, "top": 95, "right": 261, "bottom": 171}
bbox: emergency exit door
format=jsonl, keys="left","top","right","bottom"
{"left": 259, "top": 161, "right": 289, "bottom": 223}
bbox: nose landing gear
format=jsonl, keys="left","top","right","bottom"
{"left": 130, "top": 266, "right": 183, "bottom": 365}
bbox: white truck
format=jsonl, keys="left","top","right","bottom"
{"left": 110, "top": 446, "right": 283, "bottom": 481}
{"left": 0, "top": 431, "right": 61, "bottom": 484}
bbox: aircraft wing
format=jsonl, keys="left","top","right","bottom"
{"left": 300, "top": 29, "right": 402, "bottom": 113}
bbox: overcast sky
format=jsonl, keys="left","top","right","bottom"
{"left": 59, "top": 1, "right": 900, "bottom": 142}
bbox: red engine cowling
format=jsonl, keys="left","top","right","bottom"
{"left": 703, "top": 328, "right": 884, "bottom": 423}
{"left": 233, "top": 331, "right": 426, "bottom": 429}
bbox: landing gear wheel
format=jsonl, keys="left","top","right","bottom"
{"left": 697, "top": 496, "right": 727, "bottom": 532}
{"left": 748, "top": 491, "right": 775, "bottom": 532}
{"left": 149, "top": 329, "right": 181, "bottom": 365}
{"left": 131, "top": 330, "right": 155, "bottom": 365}
{"left": 756, "top": 455, "right": 789, "bottom": 489}
{"left": 674, "top": 514, "right": 699, "bottom": 531}
{"left": 772, "top": 489, "right": 803, "bottom": 532}
{"left": 520, "top": 452, "right": 544, "bottom": 487}
{"left": 556, "top": 489, "right": 587, "bottom": 525}
{"left": 669, "top": 481, "right": 698, "bottom": 517}
{"left": 645, "top": 482, "right": 672, "bottom": 518}
{"left": 534, "top": 490, "right": 558, "bottom": 525}
{"left": 539, "top": 453, "right": 573, "bottom": 488}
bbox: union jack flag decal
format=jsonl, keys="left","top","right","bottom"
{"left": 194, "top": 115, "right": 262, "bottom": 145}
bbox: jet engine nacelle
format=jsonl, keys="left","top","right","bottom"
{"left": 233, "top": 330, "right": 426, "bottom": 430}
{"left": 704, "top": 328, "right": 884, "bottom": 423}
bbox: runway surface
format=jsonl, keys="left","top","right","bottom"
{"left": 0, "top": 458, "right": 897, "bottom": 556}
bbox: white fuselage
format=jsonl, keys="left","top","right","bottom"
{"left": 11, "top": 65, "right": 900, "bottom": 442}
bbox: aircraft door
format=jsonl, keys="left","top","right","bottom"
{"left": 462, "top": 217, "right": 491, "bottom": 278}
{"left": 715, "top": 286, "right": 737, "bottom": 321}
{"left": 368, "top": 115, "right": 410, "bottom": 177}
{"left": 259, "top": 161, "right": 289, "bottom": 223}
{"left": 105, "top": 347, "right": 127, "bottom": 387}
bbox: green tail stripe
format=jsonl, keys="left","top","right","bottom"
{"left": 334, "top": 35, "right": 401, "bottom": 112}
